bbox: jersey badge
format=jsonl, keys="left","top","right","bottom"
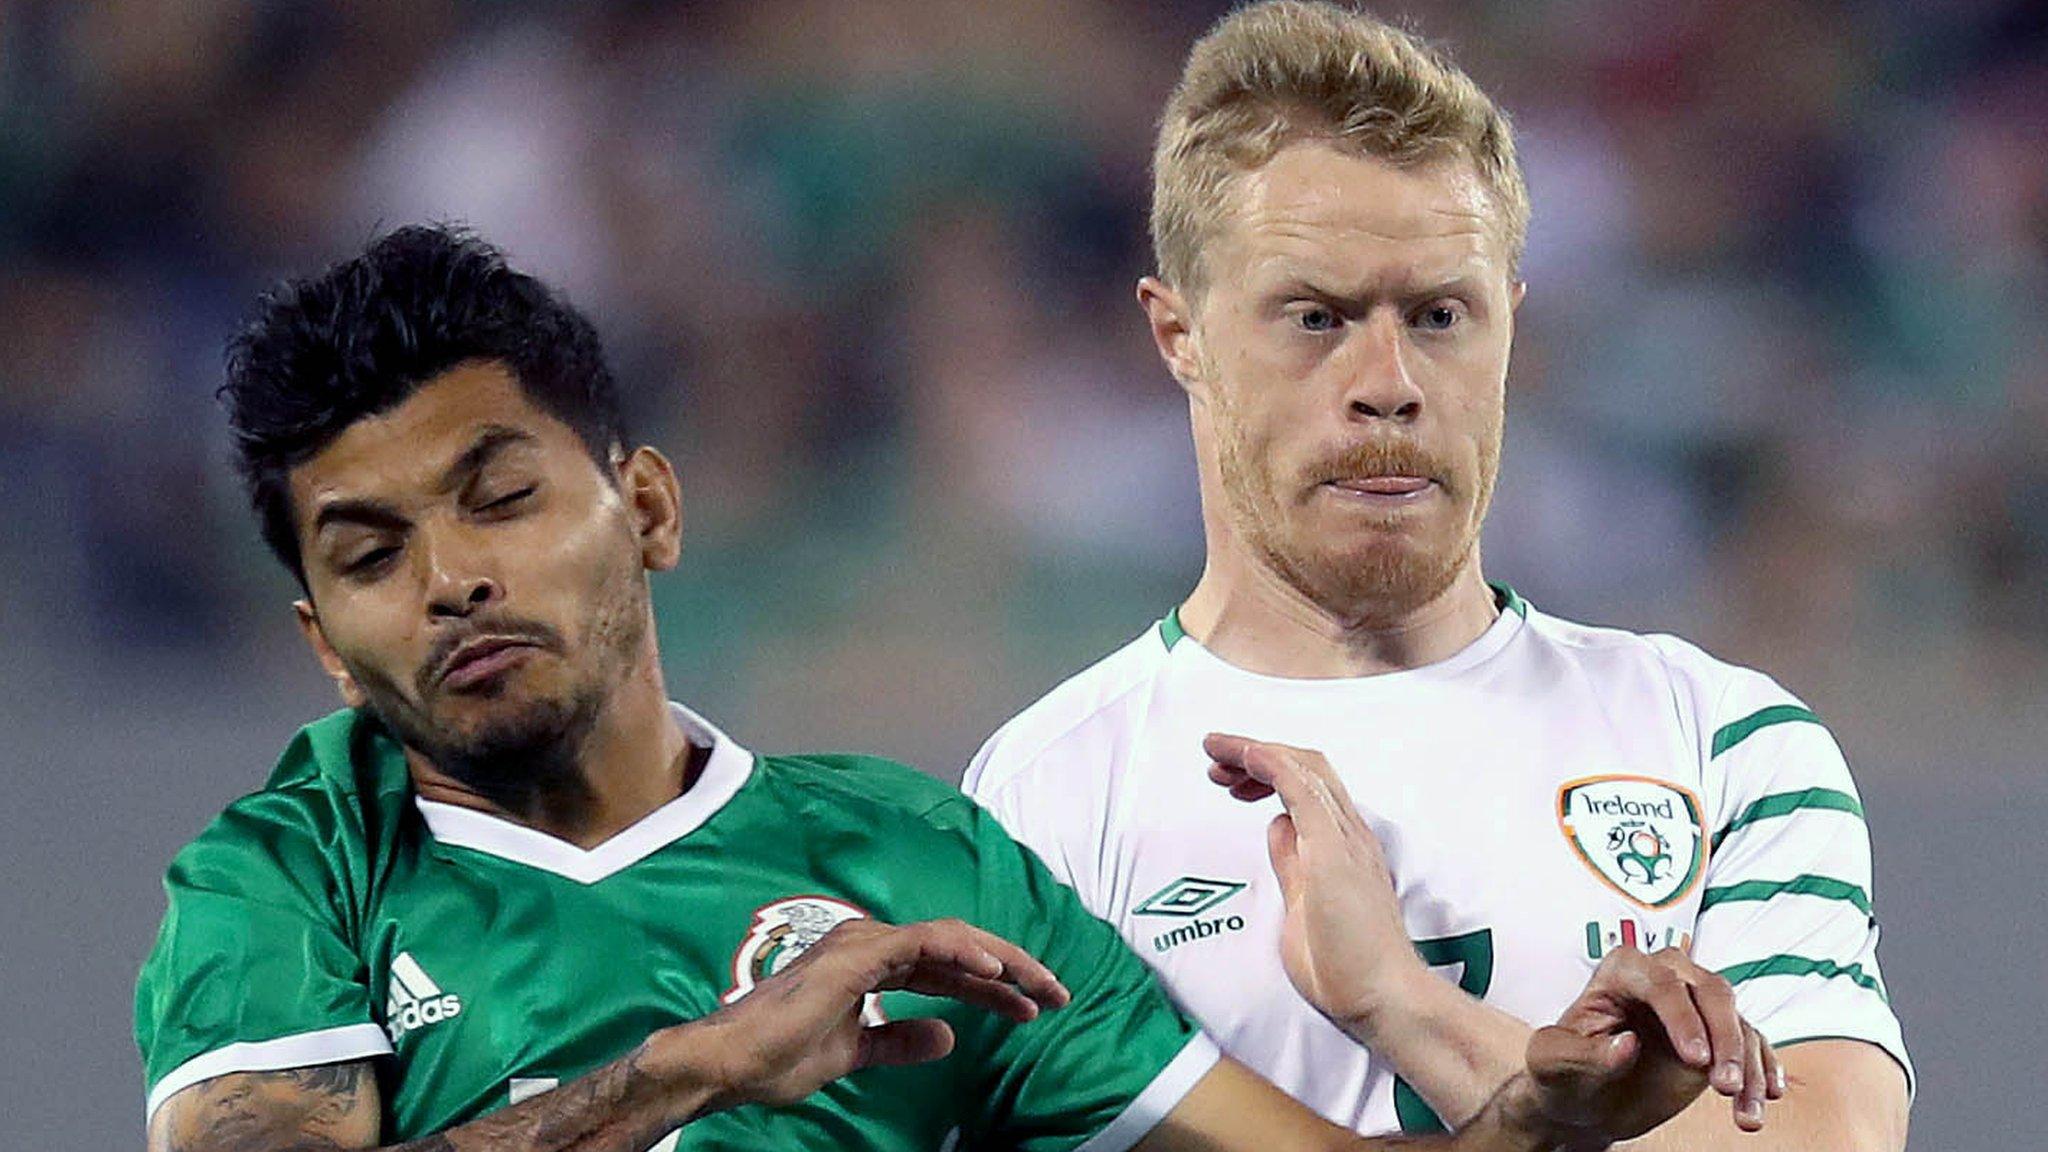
{"left": 1134, "top": 875, "right": 1249, "bottom": 954}
{"left": 1557, "top": 776, "right": 1705, "bottom": 909}
{"left": 724, "top": 895, "right": 884, "bottom": 1022}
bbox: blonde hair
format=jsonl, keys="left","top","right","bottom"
{"left": 1151, "top": 0, "right": 1529, "bottom": 295}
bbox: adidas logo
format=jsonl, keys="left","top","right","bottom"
{"left": 384, "top": 951, "right": 462, "bottom": 1042}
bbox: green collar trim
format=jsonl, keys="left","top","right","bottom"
{"left": 1491, "top": 582, "right": 1529, "bottom": 619}
{"left": 1158, "top": 606, "right": 1188, "bottom": 651}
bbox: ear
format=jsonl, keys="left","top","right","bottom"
{"left": 1137, "top": 276, "right": 1206, "bottom": 396}
{"left": 295, "top": 600, "right": 367, "bottom": 708}
{"left": 618, "top": 446, "right": 683, "bottom": 572}
{"left": 1510, "top": 278, "right": 1528, "bottom": 312}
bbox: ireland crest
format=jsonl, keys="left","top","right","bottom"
{"left": 1557, "top": 776, "right": 1705, "bottom": 909}
{"left": 724, "top": 896, "right": 884, "bottom": 1022}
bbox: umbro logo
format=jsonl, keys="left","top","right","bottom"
{"left": 1134, "top": 876, "right": 1246, "bottom": 918}
{"left": 1134, "top": 876, "right": 1249, "bottom": 955}
{"left": 385, "top": 951, "right": 462, "bottom": 1042}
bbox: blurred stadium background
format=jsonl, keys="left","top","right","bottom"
{"left": 1, "top": 0, "right": 2041, "bottom": 1145}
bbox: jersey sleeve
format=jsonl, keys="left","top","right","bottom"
{"left": 134, "top": 790, "right": 390, "bottom": 1123}
{"left": 947, "top": 796, "right": 1218, "bottom": 1152}
{"left": 964, "top": 731, "right": 1103, "bottom": 913}
{"left": 1689, "top": 670, "right": 1912, "bottom": 1096}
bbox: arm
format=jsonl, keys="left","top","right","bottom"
{"left": 1202, "top": 735, "right": 1787, "bottom": 1141}
{"left": 148, "top": 918, "right": 1071, "bottom": 1152}
{"left": 1134, "top": 1059, "right": 1580, "bottom": 1152}
{"left": 1613, "top": 1036, "right": 1906, "bottom": 1151}
{"left": 1137, "top": 959, "right": 1772, "bottom": 1152}
{"left": 146, "top": 1045, "right": 702, "bottom": 1152}
{"left": 1280, "top": 982, "right": 1906, "bottom": 1152}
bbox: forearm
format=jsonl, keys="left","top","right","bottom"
{"left": 1345, "top": 975, "right": 1533, "bottom": 1129}
{"left": 149, "top": 1036, "right": 725, "bottom": 1152}
{"left": 1613, "top": 1044, "right": 1907, "bottom": 1152}
{"left": 382, "top": 1039, "right": 717, "bottom": 1152}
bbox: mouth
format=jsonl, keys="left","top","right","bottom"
{"left": 438, "top": 637, "right": 542, "bottom": 691}
{"left": 1321, "top": 475, "right": 1438, "bottom": 502}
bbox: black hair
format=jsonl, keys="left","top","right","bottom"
{"left": 222, "top": 224, "right": 625, "bottom": 586}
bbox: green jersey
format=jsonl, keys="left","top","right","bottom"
{"left": 136, "top": 705, "right": 1217, "bottom": 1150}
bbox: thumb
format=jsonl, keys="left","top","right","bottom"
{"left": 855, "top": 1018, "right": 956, "bottom": 1069}
{"left": 1528, "top": 1025, "right": 1639, "bottom": 1092}
{"left": 1268, "top": 812, "right": 1302, "bottom": 893}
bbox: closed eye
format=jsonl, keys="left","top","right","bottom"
{"left": 476, "top": 485, "right": 536, "bottom": 515}
{"left": 343, "top": 545, "right": 400, "bottom": 577}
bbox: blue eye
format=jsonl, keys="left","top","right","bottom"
{"left": 1296, "top": 306, "right": 1340, "bottom": 333}
{"left": 1415, "top": 303, "right": 1464, "bottom": 331}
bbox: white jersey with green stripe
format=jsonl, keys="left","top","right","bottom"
{"left": 965, "top": 586, "right": 1910, "bottom": 1136}
{"left": 137, "top": 703, "right": 1217, "bottom": 1150}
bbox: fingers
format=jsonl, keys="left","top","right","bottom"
{"left": 1266, "top": 813, "right": 1301, "bottom": 894}
{"left": 1202, "top": 733, "right": 1358, "bottom": 839}
{"left": 1526, "top": 1024, "right": 1641, "bottom": 1116}
{"left": 868, "top": 920, "right": 1071, "bottom": 1021}
{"left": 1208, "top": 760, "right": 1276, "bottom": 802}
{"left": 1685, "top": 967, "right": 1747, "bottom": 1093}
{"left": 1575, "top": 946, "right": 1779, "bottom": 1133}
{"left": 855, "top": 1018, "right": 956, "bottom": 1069}
{"left": 1734, "top": 1024, "right": 1767, "bottom": 1131}
{"left": 1762, "top": 1028, "right": 1786, "bottom": 1100}
{"left": 897, "top": 965, "right": 1045, "bottom": 1023}
{"left": 1617, "top": 951, "right": 1714, "bottom": 1069}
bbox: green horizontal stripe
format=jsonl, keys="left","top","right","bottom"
{"left": 1712, "top": 704, "right": 1824, "bottom": 757}
{"left": 1717, "top": 954, "right": 1886, "bottom": 1001}
{"left": 1700, "top": 875, "right": 1872, "bottom": 916}
{"left": 1712, "top": 787, "right": 1863, "bottom": 851}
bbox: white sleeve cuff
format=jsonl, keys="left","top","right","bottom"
{"left": 1075, "top": 1032, "right": 1224, "bottom": 1152}
{"left": 145, "top": 1022, "right": 394, "bottom": 1123}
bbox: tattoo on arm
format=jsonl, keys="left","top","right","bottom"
{"left": 148, "top": 1042, "right": 686, "bottom": 1152}
{"left": 150, "top": 1061, "right": 379, "bottom": 1152}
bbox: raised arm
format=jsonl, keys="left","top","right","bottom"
{"left": 1200, "top": 733, "right": 1914, "bottom": 1152}
{"left": 1139, "top": 908, "right": 1784, "bottom": 1152}
{"left": 148, "top": 918, "right": 1070, "bottom": 1152}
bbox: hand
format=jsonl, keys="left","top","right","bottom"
{"left": 1202, "top": 732, "right": 1426, "bottom": 1039}
{"left": 665, "top": 917, "right": 1071, "bottom": 1110}
{"left": 1512, "top": 946, "right": 1786, "bottom": 1146}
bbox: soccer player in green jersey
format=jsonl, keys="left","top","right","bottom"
{"left": 137, "top": 225, "right": 1781, "bottom": 1152}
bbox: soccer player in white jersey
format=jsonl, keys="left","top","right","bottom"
{"left": 139, "top": 224, "right": 1779, "bottom": 1152}
{"left": 966, "top": 3, "right": 1910, "bottom": 1149}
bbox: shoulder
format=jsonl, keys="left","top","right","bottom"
{"left": 167, "top": 709, "right": 408, "bottom": 894}
{"left": 1520, "top": 607, "right": 1804, "bottom": 732}
{"left": 753, "top": 751, "right": 992, "bottom": 843}
{"left": 964, "top": 623, "right": 1170, "bottom": 800}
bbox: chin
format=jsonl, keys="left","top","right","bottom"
{"left": 1303, "top": 537, "right": 1466, "bottom": 615}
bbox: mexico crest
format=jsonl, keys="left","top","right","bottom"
{"left": 1557, "top": 776, "right": 1705, "bottom": 909}
{"left": 723, "top": 896, "right": 883, "bottom": 1022}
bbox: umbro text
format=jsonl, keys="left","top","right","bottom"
{"left": 1153, "top": 914, "right": 1245, "bottom": 953}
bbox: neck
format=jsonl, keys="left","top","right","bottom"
{"left": 408, "top": 660, "right": 697, "bottom": 850}
{"left": 1180, "top": 550, "right": 1500, "bottom": 678}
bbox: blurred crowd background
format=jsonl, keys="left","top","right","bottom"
{"left": 1, "top": 1, "right": 2041, "bottom": 1147}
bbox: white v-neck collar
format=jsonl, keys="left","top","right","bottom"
{"left": 414, "top": 702, "right": 756, "bottom": 885}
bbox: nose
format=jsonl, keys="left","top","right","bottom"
{"left": 421, "top": 537, "right": 502, "bottom": 620}
{"left": 1342, "top": 313, "right": 1424, "bottom": 424}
